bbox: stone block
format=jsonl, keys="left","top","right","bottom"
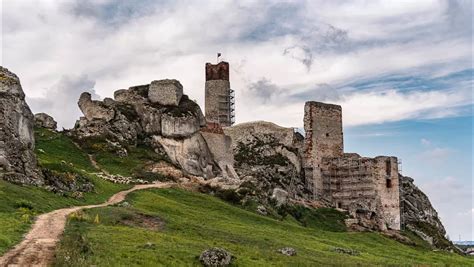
{"left": 148, "top": 79, "right": 183, "bottom": 106}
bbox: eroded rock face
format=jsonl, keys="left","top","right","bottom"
{"left": 71, "top": 79, "right": 222, "bottom": 178}
{"left": 400, "top": 175, "right": 445, "bottom": 233}
{"left": 78, "top": 92, "right": 115, "bottom": 121}
{"left": 223, "top": 121, "right": 309, "bottom": 204}
{"left": 34, "top": 113, "right": 57, "bottom": 130}
{"left": 153, "top": 133, "right": 216, "bottom": 178}
{"left": 272, "top": 188, "right": 288, "bottom": 206}
{"left": 0, "top": 67, "right": 43, "bottom": 185}
{"left": 400, "top": 175, "right": 453, "bottom": 249}
{"left": 161, "top": 113, "right": 201, "bottom": 138}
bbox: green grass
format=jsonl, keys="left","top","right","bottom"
{"left": 0, "top": 129, "right": 130, "bottom": 255}
{"left": 35, "top": 128, "right": 97, "bottom": 173}
{"left": 76, "top": 135, "right": 170, "bottom": 178}
{"left": 55, "top": 188, "right": 474, "bottom": 266}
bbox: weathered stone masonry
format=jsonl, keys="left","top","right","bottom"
{"left": 303, "top": 101, "right": 343, "bottom": 197}
{"left": 303, "top": 101, "right": 400, "bottom": 230}
{"left": 204, "top": 62, "right": 235, "bottom": 127}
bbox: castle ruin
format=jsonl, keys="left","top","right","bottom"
{"left": 204, "top": 62, "right": 235, "bottom": 127}
{"left": 303, "top": 101, "right": 400, "bottom": 230}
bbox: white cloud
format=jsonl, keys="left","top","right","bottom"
{"left": 421, "top": 138, "right": 431, "bottom": 146}
{"left": 27, "top": 75, "right": 98, "bottom": 129}
{"left": 420, "top": 176, "right": 473, "bottom": 240}
{"left": 1, "top": 0, "right": 472, "bottom": 242}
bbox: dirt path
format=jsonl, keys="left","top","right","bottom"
{"left": 0, "top": 182, "right": 173, "bottom": 267}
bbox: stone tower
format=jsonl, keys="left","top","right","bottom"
{"left": 303, "top": 101, "right": 344, "bottom": 197}
{"left": 205, "top": 61, "right": 235, "bottom": 127}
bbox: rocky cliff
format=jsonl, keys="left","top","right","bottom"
{"left": 0, "top": 67, "right": 43, "bottom": 185}
{"left": 221, "top": 121, "right": 310, "bottom": 206}
{"left": 71, "top": 79, "right": 230, "bottom": 179}
{"left": 400, "top": 175, "right": 454, "bottom": 250}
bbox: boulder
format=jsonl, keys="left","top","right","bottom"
{"left": 34, "top": 113, "right": 57, "bottom": 130}
{"left": 78, "top": 92, "right": 115, "bottom": 121}
{"left": 257, "top": 205, "right": 267, "bottom": 215}
{"left": 0, "top": 67, "right": 43, "bottom": 185}
{"left": 199, "top": 248, "right": 233, "bottom": 267}
{"left": 272, "top": 188, "right": 288, "bottom": 206}
{"left": 114, "top": 87, "right": 147, "bottom": 103}
{"left": 148, "top": 79, "right": 183, "bottom": 106}
{"left": 277, "top": 247, "right": 297, "bottom": 256}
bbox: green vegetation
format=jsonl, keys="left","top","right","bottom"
{"left": 77, "top": 135, "right": 170, "bottom": 180}
{"left": 55, "top": 188, "right": 474, "bottom": 266}
{"left": 0, "top": 129, "right": 129, "bottom": 254}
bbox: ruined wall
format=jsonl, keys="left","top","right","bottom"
{"left": 321, "top": 154, "right": 400, "bottom": 230}
{"left": 205, "top": 62, "right": 233, "bottom": 126}
{"left": 303, "top": 101, "right": 343, "bottom": 196}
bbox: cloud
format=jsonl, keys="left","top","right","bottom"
{"left": 419, "top": 147, "right": 453, "bottom": 162}
{"left": 27, "top": 75, "right": 98, "bottom": 129}
{"left": 420, "top": 176, "right": 473, "bottom": 240}
{"left": 2, "top": 0, "right": 472, "bottom": 243}
{"left": 421, "top": 138, "right": 431, "bottom": 146}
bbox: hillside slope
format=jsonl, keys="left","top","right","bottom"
{"left": 54, "top": 188, "right": 473, "bottom": 266}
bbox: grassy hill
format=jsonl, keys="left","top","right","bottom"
{"left": 0, "top": 129, "right": 130, "bottom": 254}
{"left": 54, "top": 188, "right": 473, "bottom": 266}
{"left": 0, "top": 128, "right": 473, "bottom": 265}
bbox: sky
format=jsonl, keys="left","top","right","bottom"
{"left": 1, "top": 0, "right": 472, "bottom": 240}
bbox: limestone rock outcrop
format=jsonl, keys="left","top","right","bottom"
{"left": 223, "top": 121, "right": 309, "bottom": 204}
{"left": 148, "top": 79, "right": 183, "bottom": 106}
{"left": 71, "top": 79, "right": 232, "bottom": 179}
{"left": 161, "top": 96, "right": 205, "bottom": 138}
{"left": 0, "top": 67, "right": 43, "bottom": 185}
{"left": 400, "top": 175, "right": 453, "bottom": 249}
{"left": 400, "top": 175, "right": 445, "bottom": 233}
{"left": 78, "top": 92, "right": 115, "bottom": 121}
{"left": 153, "top": 133, "right": 216, "bottom": 178}
{"left": 34, "top": 113, "right": 57, "bottom": 130}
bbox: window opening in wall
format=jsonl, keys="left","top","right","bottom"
{"left": 336, "top": 180, "right": 341, "bottom": 190}
{"left": 326, "top": 133, "right": 329, "bottom": 137}
{"left": 337, "top": 202, "right": 342, "bottom": 209}
{"left": 386, "top": 178, "right": 392, "bottom": 188}
{"left": 385, "top": 159, "right": 391, "bottom": 176}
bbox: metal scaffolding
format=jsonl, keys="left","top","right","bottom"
{"left": 217, "top": 88, "right": 235, "bottom": 126}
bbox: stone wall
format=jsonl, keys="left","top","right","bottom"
{"left": 204, "top": 61, "right": 233, "bottom": 127}
{"left": 303, "top": 101, "right": 343, "bottom": 196}
{"left": 303, "top": 100, "right": 400, "bottom": 230}
{"left": 321, "top": 154, "right": 400, "bottom": 230}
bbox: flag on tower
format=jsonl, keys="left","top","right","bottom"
{"left": 217, "top": 53, "right": 221, "bottom": 58}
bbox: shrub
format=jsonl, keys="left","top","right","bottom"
{"left": 215, "top": 189, "right": 243, "bottom": 205}
{"left": 14, "top": 200, "right": 34, "bottom": 210}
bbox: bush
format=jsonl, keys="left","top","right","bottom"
{"left": 215, "top": 189, "right": 243, "bottom": 205}
{"left": 14, "top": 200, "right": 34, "bottom": 210}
